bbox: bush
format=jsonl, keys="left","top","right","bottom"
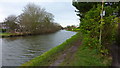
{"left": 2, "top": 29, "right": 6, "bottom": 33}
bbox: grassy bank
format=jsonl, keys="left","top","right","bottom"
{"left": 20, "top": 31, "right": 111, "bottom": 67}
{"left": 60, "top": 45, "right": 111, "bottom": 66}
{"left": 0, "top": 30, "right": 60, "bottom": 38}
{"left": 21, "top": 32, "right": 81, "bottom": 66}
{"left": 0, "top": 33, "right": 14, "bottom": 36}
{"left": 0, "top": 33, "right": 24, "bottom": 37}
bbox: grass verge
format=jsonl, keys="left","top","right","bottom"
{"left": 0, "top": 33, "right": 13, "bottom": 36}
{"left": 20, "top": 32, "right": 81, "bottom": 67}
{"left": 0, "top": 33, "right": 23, "bottom": 37}
{"left": 60, "top": 44, "right": 112, "bottom": 66}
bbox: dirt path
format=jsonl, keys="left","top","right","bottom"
{"left": 49, "top": 39, "right": 81, "bottom": 66}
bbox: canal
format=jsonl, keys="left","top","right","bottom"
{"left": 1, "top": 30, "right": 76, "bottom": 66}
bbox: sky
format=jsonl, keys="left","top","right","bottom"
{"left": 0, "top": 0, "right": 80, "bottom": 27}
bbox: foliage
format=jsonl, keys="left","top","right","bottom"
{"left": 80, "top": 5, "right": 101, "bottom": 38}
{"left": 65, "top": 25, "right": 77, "bottom": 31}
{"left": 73, "top": 2, "right": 119, "bottom": 55}
{"left": 72, "top": 2, "right": 99, "bottom": 18}
{"left": 72, "top": 1, "right": 119, "bottom": 19}
{"left": 3, "top": 15, "right": 19, "bottom": 32}
{"left": 3, "top": 3, "right": 62, "bottom": 34}
{"left": 0, "top": 29, "right": 6, "bottom": 33}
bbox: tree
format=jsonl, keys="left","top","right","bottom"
{"left": 72, "top": 1, "right": 99, "bottom": 19}
{"left": 18, "top": 3, "right": 47, "bottom": 33}
{"left": 18, "top": 3, "right": 44, "bottom": 33}
{"left": 72, "top": 1, "right": 119, "bottom": 20}
{"left": 17, "top": 3, "right": 61, "bottom": 34}
{"left": 4, "top": 15, "right": 19, "bottom": 32}
{"left": 72, "top": 1, "right": 119, "bottom": 54}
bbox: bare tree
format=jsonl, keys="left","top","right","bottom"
{"left": 15, "top": 3, "right": 61, "bottom": 34}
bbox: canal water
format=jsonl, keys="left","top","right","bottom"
{"left": 1, "top": 30, "right": 76, "bottom": 66}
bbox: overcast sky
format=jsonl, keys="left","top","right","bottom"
{"left": 0, "top": 0, "right": 80, "bottom": 27}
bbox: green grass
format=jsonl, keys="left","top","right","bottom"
{"left": 59, "top": 33, "right": 112, "bottom": 66}
{"left": 0, "top": 33, "right": 14, "bottom": 36}
{"left": 60, "top": 44, "right": 112, "bottom": 66}
{"left": 0, "top": 32, "right": 24, "bottom": 37}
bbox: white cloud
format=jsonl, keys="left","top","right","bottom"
{"left": 0, "top": 2, "right": 25, "bottom": 22}
{"left": 0, "top": 6, "right": 6, "bottom": 22}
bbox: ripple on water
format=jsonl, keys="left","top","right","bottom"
{"left": 27, "top": 49, "right": 37, "bottom": 53}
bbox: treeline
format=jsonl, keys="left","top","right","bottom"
{"left": 73, "top": 1, "right": 119, "bottom": 55}
{"left": 65, "top": 25, "right": 77, "bottom": 30}
{"left": 2, "top": 3, "right": 62, "bottom": 34}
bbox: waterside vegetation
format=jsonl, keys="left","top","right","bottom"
{"left": 0, "top": 3, "right": 62, "bottom": 38}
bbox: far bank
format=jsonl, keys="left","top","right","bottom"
{"left": 0, "top": 29, "right": 64, "bottom": 38}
